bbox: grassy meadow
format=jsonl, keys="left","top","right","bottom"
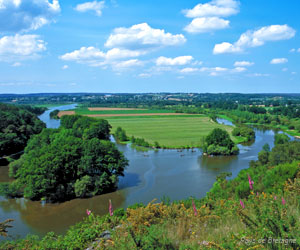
{"left": 105, "top": 116, "right": 236, "bottom": 148}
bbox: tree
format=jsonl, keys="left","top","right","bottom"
{"left": 262, "top": 143, "right": 270, "bottom": 152}
{"left": 0, "top": 103, "right": 46, "bottom": 157}
{"left": 5, "top": 116, "right": 128, "bottom": 202}
{"left": 114, "top": 127, "right": 128, "bottom": 141}
{"left": 274, "top": 133, "right": 290, "bottom": 145}
{"left": 204, "top": 128, "right": 239, "bottom": 155}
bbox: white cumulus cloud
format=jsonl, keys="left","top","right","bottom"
{"left": 75, "top": 1, "right": 105, "bottom": 16}
{"left": 156, "top": 56, "right": 193, "bottom": 66}
{"left": 270, "top": 58, "right": 288, "bottom": 64}
{"left": 60, "top": 46, "right": 105, "bottom": 64}
{"left": 105, "top": 23, "right": 186, "bottom": 50}
{"left": 0, "top": 34, "right": 46, "bottom": 61}
{"left": 184, "top": 17, "right": 229, "bottom": 33}
{"left": 234, "top": 61, "right": 254, "bottom": 67}
{"left": 0, "top": 0, "right": 60, "bottom": 32}
{"left": 183, "top": 0, "right": 239, "bottom": 18}
{"left": 213, "top": 24, "right": 296, "bottom": 54}
{"left": 183, "top": 0, "right": 238, "bottom": 33}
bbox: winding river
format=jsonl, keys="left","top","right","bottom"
{"left": 0, "top": 104, "right": 296, "bottom": 240}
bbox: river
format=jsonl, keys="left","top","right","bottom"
{"left": 0, "top": 105, "right": 295, "bottom": 240}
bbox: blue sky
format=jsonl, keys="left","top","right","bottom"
{"left": 0, "top": 0, "right": 299, "bottom": 93}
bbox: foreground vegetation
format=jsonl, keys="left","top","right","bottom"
{"left": 0, "top": 115, "right": 128, "bottom": 202}
{"left": 1, "top": 138, "right": 299, "bottom": 249}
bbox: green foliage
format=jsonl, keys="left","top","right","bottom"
{"left": 4, "top": 116, "right": 128, "bottom": 202}
{"left": 49, "top": 109, "right": 60, "bottom": 119}
{"left": 237, "top": 194, "right": 300, "bottom": 249}
{"left": 204, "top": 128, "right": 239, "bottom": 155}
{"left": 274, "top": 133, "right": 290, "bottom": 145}
{"left": 130, "top": 136, "right": 151, "bottom": 147}
{"left": 262, "top": 143, "right": 270, "bottom": 152}
{"left": 208, "top": 141, "right": 300, "bottom": 200}
{"left": 232, "top": 126, "right": 255, "bottom": 141}
{"left": 0, "top": 103, "right": 45, "bottom": 157}
{"left": 114, "top": 126, "right": 128, "bottom": 141}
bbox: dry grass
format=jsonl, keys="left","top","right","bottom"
{"left": 57, "top": 111, "right": 75, "bottom": 117}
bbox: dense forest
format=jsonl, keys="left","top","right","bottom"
{"left": 0, "top": 103, "right": 46, "bottom": 159}
{"left": 0, "top": 115, "right": 128, "bottom": 202}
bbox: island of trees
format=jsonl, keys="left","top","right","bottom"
{"left": 1, "top": 115, "right": 128, "bottom": 202}
{"left": 49, "top": 109, "right": 60, "bottom": 119}
{"left": 203, "top": 128, "right": 239, "bottom": 156}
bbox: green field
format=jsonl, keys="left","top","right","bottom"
{"left": 104, "top": 115, "right": 236, "bottom": 148}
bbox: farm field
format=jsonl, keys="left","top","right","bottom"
{"left": 58, "top": 107, "right": 241, "bottom": 148}
{"left": 105, "top": 115, "right": 235, "bottom": 148}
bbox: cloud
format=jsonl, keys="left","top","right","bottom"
{"left": 12, "top": 62, "right": 21, "bottom": 67}
{"left": 282, "top": 68, "right": 288, "bottom": 72}
{"left": 156, "top": 56, "right": 193, "bottom": 66}
{"left": 180, "top": 67, "right": 200, "bottom": 73}
{"left": 213, "top": 25, "right": 296, "bottom": 54}
{"left": 105, "top": 48, "right": 147, "bottom": 60}
{"left": 60, "top": 46, "right": 146, "bottom": 66}
{"left": 111, "top": 59, "right": 144, "bottom": 71}
{"left": 138, "top": 73, "right": 151, "bottom": 78}
{"left": 60, "top": 23, "right": 187, "bottom": 72}
{"left": 0, "top": 0, "right": 60, "bottom": 32}
{"left": 180, "top": 66, "right": 229, "bottom": 76}
{"left": 270, "top": 58, "right": 288, "bottom": 64}
{"left": 62, "top": 65, "right": 68, "bottom": 69}
{"left": 75, "top": 1, "right": 105, "bottom": 16}
{"left": 180, "top": 65, "right": 248, "bottom": 76}
{"left": 60, "top": 46, "right": 105, "bottom": 65}
{"left": 184, "top": 17, "right": 229, "bottom": 33}
{"left": 0, "top": 34, "right": 46, "bottom": 61}
{"left": 183, "top": 0, "right": 239, "bottom": 18}
{"left": 60, "top": 46, "right": 146, "bottom": 71}
{"left": 248, "top": 73, "right": 270, "bottom": 77}
{"left": 232, "top": 67, "right": 246, "bottom": 72}
{"left": 298, "top": 48, "right": 300, "bottom": 53}
{"left": 105, "top": 23, "right": 186, "bottom": 50}
{"left": 234, "top": 61, "right": 254, "bottom": 67}
{"left": 183, "top": 0, "right": 238, "bottom": 33}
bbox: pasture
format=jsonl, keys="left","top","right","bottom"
{"left": 105, "top": 115, "right": 235, "bottom": 148}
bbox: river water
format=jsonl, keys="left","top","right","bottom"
{"left": 0, "top": 105, "right": 295, "bottom": 240}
